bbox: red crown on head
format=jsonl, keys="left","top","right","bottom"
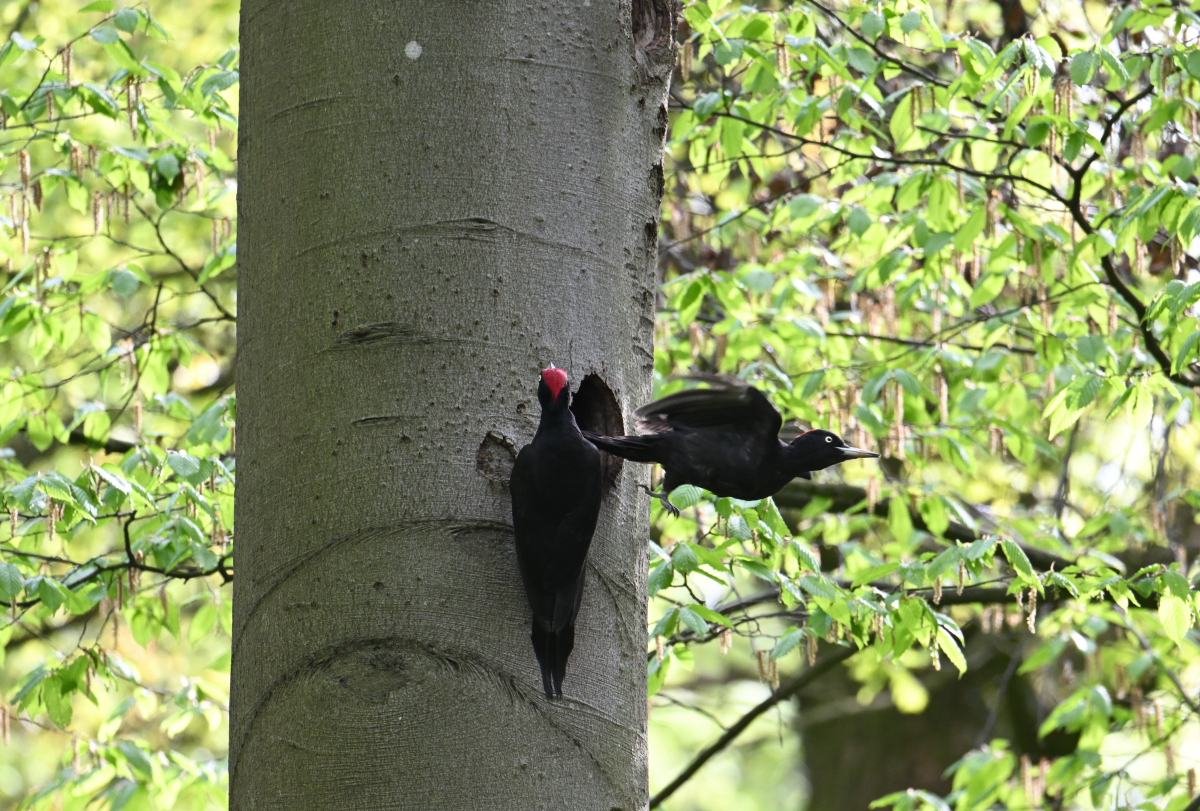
{"left": 541, "top": 365, "right": 568, "bottom": 400}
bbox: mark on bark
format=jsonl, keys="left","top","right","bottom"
{"left": 235, "top": 519, "right": 515, "bottom": 650}
{"left": 436, "top": 216, "right": 510, "bottom": 242}
{"left": 476, "top": 431, "right": 518, "bottom": 484}
{"left": 653, "top": 104, "right": 668, "bottom": 141}
{"left": 313, "top": 641, "right": 411, "bottom": 703}
{"left": 329, "top": 322, "right": 462, "bottom": 350}
{"left": 335, "top": 322, "right": 418, "bottom": 346}
{"left": 448, "top": 519, "right": 515, "bottom": 540}
{"left": 649, "top": 162, "right": 664, "bottom": 201}
{"left": 352, "top": 415, "right": 405, "bottom": 427}
{"left": 570, "top": 374, "right": 625, "bottom": 492}
{"left": 232, "top": 634, "right": 599, "bottom": 785}
{"left": 643, "top": 219, "right": 658, "bottom": 255}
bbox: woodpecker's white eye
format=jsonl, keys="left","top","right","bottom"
{"left": 825, "top": 436, "right": 833, "bottom": 443}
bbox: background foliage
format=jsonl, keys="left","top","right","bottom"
{"left": 0, "top": 1, "right": 1197, "bottom": 810}
{"left": 0, "top": 0, "right": 236, "bottom": 808}
{"left": 649, "top": 0, "right": 1200, "bottom": 809}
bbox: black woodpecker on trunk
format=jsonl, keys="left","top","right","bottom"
{"left": 510, "top": 366, "right": 603, "bottom": 699}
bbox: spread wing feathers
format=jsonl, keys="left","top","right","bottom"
{"left": 634, "top": 382, "right": 782, "bottom": 439}
{"left": 581, "top": 430, "right": 664, "bottom": 462}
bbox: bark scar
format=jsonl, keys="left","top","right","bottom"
{"left": 231, "top": 636, "right": 618, "bottom": 792}
{"left": 326, "top": 322, "right": 472, "bottom": 351}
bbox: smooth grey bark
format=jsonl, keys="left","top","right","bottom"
{"left": 234, "top": 3, "right": 673, "bottom": 810}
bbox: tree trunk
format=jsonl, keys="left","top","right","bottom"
{"left": 233, "top": 3, "right": 674, "bottom": 809}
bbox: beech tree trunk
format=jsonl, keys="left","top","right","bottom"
{"left": 233, "top": 3, "right": 673, "bottom": 809}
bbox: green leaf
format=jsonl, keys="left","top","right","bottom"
{"left": 1163, "top": 569, "right": 1190, "bottom": 599}
{"left": 117, "top": 741, "right": 154, "bottom": 779}
{"left": 937, "top": 627, "right": 967, "bottom": 674}
{"left": 92, "top": 465, "right": 131, "bottom": 495}
{"left": 772, "top": 628, "right": 805, "bottom": 660}
{"left": 91, "top": 26, "right": 120, "bottom": 44}
{"left": 186, "top": 401, "right": 228, "bottom": 447}
{"left": 796, "top": 574, "right": 837, "bottom": 601}
{"left": 1043, "top": 374, "right": 1102, "bottom": 439}
{"left": 12, "top": 665, "right": 47, "bottom": 706}
{"left": 899, "top": 11, "right": 921, "bottom": 34}
{"left": 668, "top": 484, "right": 703, "bottom": 511}
{"left": 671, "top": 543, "right": 699, "bottom": 573}
{"left": 690, "top": 604, "right": 733, "bottom": 628}
{"left": 1127, "top": 383, "right": 1154, "bottom": 434}
{"left": 847, "top": 206, "right": 871, "bottom": 237}
{"left": 197, "top": 245, "right": 237, "bottom": 284}
{"left": 1018, "top": 636, "right": 1067, "bottom": 674}
{"left": 0, "top": 563, "right": 23, "bottom": 602}
{"left": 968, "top": 272, "right": 1006, "bottom": 308}
{"left": 1099, "top": 50, "right": 1129, "bottom": 84}
{"left": 78, "top": 0, "right": 114, "bottom": 11}
{"left": 892, "top": 369, "right": 920, "bottom": 396}
{"left": 918, "top": 497, "right": 949, "bottom": 537}
{"left": 35, "top": 577, "right": 67, "bottom": 613}
{"left": 113, "top": 8, "right": 139, "bottom": 33}
{"left": 648, "top": 562, "right": 674, "bottom": 596}
{"left": 103, "top": 38, "right": 144, "bottom": 74}
{"left": 852, "top": 562, "right": 899, "bottom": 588}
{"left": 888, "top": 497, "right": 912, "bottom": 544}
{"left": 155, "top": 153, "right": 180, "bottom": 181}
{"left": 650, "top": 607, "right": 678, "bottom": 639}
{"left": 953, "top": 207, "right": 986, "bottom": 252}
{"left": 1159, "top": 594, "right": 1192, "bottom": 645}
{"left": 1173, "top": 330, "right": 1200, "bottom": 374}
{"left": 677, "top": 606, "right": 709, "bottom": 637}
{"left": 792, "top": 541, "right": 820, "bottom": 572}
{"left": 110, "top": 268, "right": 140, "bottom": 297}
{"left": 861, "top": 10, "right": 884, "bottom": 41}
{"left": 42, "top": 677, "right": 72, "bottom": 728}
{"left": 166, "top": 451, "right": 202, "bottom": 479}
{"left": 1070, "top": 51, "right": 1096, "bottom": 85}
{"left": 200, "top": 70, "right": 239, "bottom": 97}
{"left": 1025, "top": 119, "right": 1051, "bottom": 148}
{"left": 1001, "top": 538, "right": 1037, "bottom": 585}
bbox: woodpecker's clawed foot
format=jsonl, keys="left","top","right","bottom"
{"left": 640, "top": 484, "right": 680, "bottom": 517}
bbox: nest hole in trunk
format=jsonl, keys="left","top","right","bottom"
{"left": 570, "top": 373, "right": 625, "bottom": 493}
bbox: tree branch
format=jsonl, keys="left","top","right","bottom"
{"left": 772, "top": 480, "right": 1073, "bottom": 571}
{"left": 1113, "top": 604, "right": 1200, "bottom": 716}
{"left": 649, "top": 645, "right": 857, "bottom": 808}
{"left": 800, "top": 0, "right": 947, "bottom": 87}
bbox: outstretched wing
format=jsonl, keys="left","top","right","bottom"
{"left": 634, "top": 381, "right": 782, "bottom": 441}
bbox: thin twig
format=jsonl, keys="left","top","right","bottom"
{"left": 650, "top": 646, "right": 856, "bottom": 808}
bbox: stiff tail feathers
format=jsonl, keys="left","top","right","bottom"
{"left": 530, "top": 620, "right": 576, "bottom": 699}
{"left": 582, "top": 431, "right": 661, "bottom": 464}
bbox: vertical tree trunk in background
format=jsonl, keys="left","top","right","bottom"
{"left": 234, "top": 3, "right": 673, "bottom": 809}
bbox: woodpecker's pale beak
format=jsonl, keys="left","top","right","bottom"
{"left": 839, "top": 446, "right": 880, "bottom": 459}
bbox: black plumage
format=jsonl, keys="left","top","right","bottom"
{"left": 510, "top": 366, "right": 603, "bottom": 699}
{"left": 584, "top": 380, "right": 878, "bottom": 514}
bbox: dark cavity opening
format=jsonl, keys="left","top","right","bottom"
{"left": 571, "top": 373, "right": 625, "bottom": 492}
{"left": 632, "top": 0, "right": 673, "bottom": 57}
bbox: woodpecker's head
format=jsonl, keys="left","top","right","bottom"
{"left": 537, "top": 365, "right": 570, "bottom": 410}
{"left": 787, "top": 429, "right": 879, "bottom": 472}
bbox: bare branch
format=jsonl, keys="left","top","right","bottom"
{"left": 650, "top": 646, "right": 856, "bottom": 808}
